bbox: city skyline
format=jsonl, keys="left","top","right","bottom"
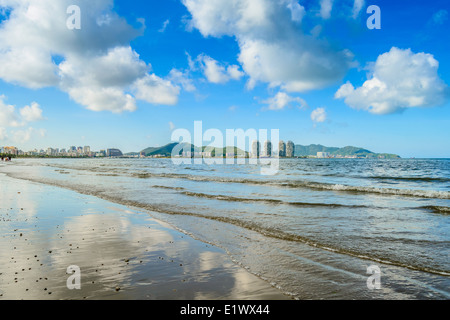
{"left": 0, "top": 1, "right": 449, "bottom": 158}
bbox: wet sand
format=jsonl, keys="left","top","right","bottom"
{"left": 0, "top": 174, "right": 288, "bottom": 300}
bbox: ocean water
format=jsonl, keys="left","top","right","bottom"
{"left": 1, "top": 158, "right": 449, "bottom": 299}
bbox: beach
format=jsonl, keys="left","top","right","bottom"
{"left": 0, "top": 158, "right": 449, "bottom": 300}
{"left": 0, "top": 173, "right": 288, "bottom": 300}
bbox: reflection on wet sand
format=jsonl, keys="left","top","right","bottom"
{"left": 0, "top": 175, "right": 287, "bottom": 300}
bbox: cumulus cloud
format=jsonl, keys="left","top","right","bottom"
{"left": 0, "top": 96, "right": 22, "bottom": 127}
{"left": 0, "top": 127, "right": 7, "bottom": 140}
{"left": 133, "top": 74, "right": 180, "bottom": 106}
{"left": 431, "top": 9, "right": 448, "bottom": 25}
{"left": 286, "top": 0, "right": 306, "bottom": 22}
{"left": 0, "top": 96, "right": 46, "bottom": 143}
{"left": 12, "top": 127, "right": 33, "bottom": 143}
{"left": 262, "top": 91, "right": 308, "bottom": 111}
{"left": 158, "top": 19, "right": 170, "bottom": 32}
{"left": 168, "top": 69, "right": 196, "bottom": 92}
{"left": 319, "top": 0, "right": 334, "bottom": 19}
{"left": 182, "top": 0, "right": 354, "bottom": 93}
{"left": 19, "top": 102, "right": 45, "bottom": 122}
{"left": 196, "top": 54, "right": 244, "bottom": 84}
{"left": 0, "top": 96, "right": 45, "bottom": 127}
{"left": 0, "top": 0, "right": 180, "bottom": 113}
{"left": 335, "top": 47, "right": 449, "bottom": 114}
{"left": 311, "top": 107, "right": 327, "bottom": 124}
{"left": 352, "top": 0, "right": 365, "bottom": 19}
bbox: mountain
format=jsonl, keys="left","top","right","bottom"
{"left": 141, "top": 143, "right": 187, "bottom": 157}
{"left": 141, "top": 143, "right": 248, "bottom": 157}
{"left": 294, "top": 144, "right": 339, "bottom": 156}
{"left": 138, "top": 143, "right": 399, "bottom": 158}
{"left": 294, "top": 144, "right": 400, "bottom": 158}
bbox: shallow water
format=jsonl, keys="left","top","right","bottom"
{"left": 1, "top": 158, "right": 449, "bottom": 299}
{"left": 0, "top": 176, "right": 285, "bottom": 300}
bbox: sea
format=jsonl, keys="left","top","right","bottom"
{"left": 1, "top": 157, "right": 449, "bottom": 299}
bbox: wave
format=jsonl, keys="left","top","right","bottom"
{"left": 173, "top": 175, "right": 450, "bottom": 200}
{"left": 180, "top": 191, "right": 379, "bottom": 210}
{"left": 152, "top": 185, "right": 186, "bottom": 191}
{"left": 3, "top": 171, "right": 450, "bottom": 277}
{"left": 368, "top": 176, "right": 450, "bottom": 183}
{"left": 23, "top": 162, "right": 450, "bottom": 200}
{"left": 420, "top": 206, "right": 450, "bottom": 215}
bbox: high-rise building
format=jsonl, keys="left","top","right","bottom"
{"left": 3, "top": 146, "right": 18, "bottom": 155}
{"left": 286, "top": 141, "right": 295, "bottom": 158}
{"left": 251, "top": 140, "right": 260, "bottom": 158}
{"left": 83, "top": 146, "right": 90, "bottom": 154}
{"left": 278, "top": 140, "right": 286, "bottom": 157}
{"left": 106, "top": 149, "right": 123, "bottom": 157}
{"left": 317, "top": 152, "right": 330, "bottom": 158}
{"left": 263, "top": 140, "right": 272, "bottom": 157}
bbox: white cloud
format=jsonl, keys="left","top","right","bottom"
{"left": 9, "top": 127, "right": 45, "bottom": 144}
{"left": 335, "top": 47, "right": 449, "bottom": 114}
{"left": 311, "top": 107, "right": 327, "bottom": 124}
{"left": 169, "top": 122, "right": 176, "bottom": 130}
{"left": 182, "top": 0, "right": 354, "bottom": 93}
{"left": 0, "top": 95, "right": 47, "bottom": 144}
{"left": 66, "top": 86, "right": 137, "bottom": 113}
{"left": 0, "top": 0, "right": 180, "bottom": 113}
{"left": 19, "top": 102, "right": 45, "bottom": 122}
{"left": 0, "top": 96, "right": 45, "bottom": 126}
{"left": 432, "top": 9, "right": 448, "bottom": 25}
{"left": 197, "top": 54, "right": 244, "bottom": 84}
{"left": 0, "top": 96, "right": 22, "bottom": 127}
{"left": 352, "top": 0, "right": 365, "bottom": 19}
{"left": 286, "top": 0, "right": 306, "bottom": 22}
{"left": 133, "top": 74, "right": 180, "bottom": 106}
{"left": 262, "top": 91, "right": 308, "bottom": 111}
{"left": 168, "top": 68, "right": 196, "bottom": 92}
{"left": 0, "top": 127, "right": 7, "bottom": 140}
{"left": 12, "top": 127, "right": 34, "bottom": 144}
{"left": 227, "top": 65, "right": 245, "bottom": 81}
{"left": 158, "top": 19, "right": 170, "bottom": 32}
{"left": 319, "top": 0, "right": 334, "bottom": 19}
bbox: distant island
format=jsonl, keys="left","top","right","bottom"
{"left": 125, "top": 143, "right": 400, "bottom": 159}
{"left": 128, "top": 143, "right": 249, "bottom": 158}
{"left": 294, "top": 144, "right": 400, "bottom": 159}
{"left": 2, "top": 143, "right": 399, "bottom": 159}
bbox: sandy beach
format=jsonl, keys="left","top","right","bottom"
{"left": 0, "top": 173, "right": 288, "bottom": 300}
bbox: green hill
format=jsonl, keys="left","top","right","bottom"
{"left": 295, "top": 144, "right": 400, "bottom": 158}
{"left": 141, "top": 143, "right": 190, "bottom": 157}
{"left": 139, "top": 143, "right": 399, "bottom": 158}
{"left": 141, "top": 143, "right": 248, "bottom": 157}
{"left": 294, "top": 144, "right": 339, "bottom": 156}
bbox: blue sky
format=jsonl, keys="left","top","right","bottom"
{"left": 0, "top": 0, "right": 448, "bottom": 157}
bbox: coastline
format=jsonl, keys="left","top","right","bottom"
{"left": 0, "top": 173, "right": 288, "bottom": 300}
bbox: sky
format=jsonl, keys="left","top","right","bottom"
{"left": 0, "top": 0, "right": 448, "bottom": 158}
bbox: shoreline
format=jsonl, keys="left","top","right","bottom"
{"left": 0, "top": 174, "right": 289, "bottom": 300}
